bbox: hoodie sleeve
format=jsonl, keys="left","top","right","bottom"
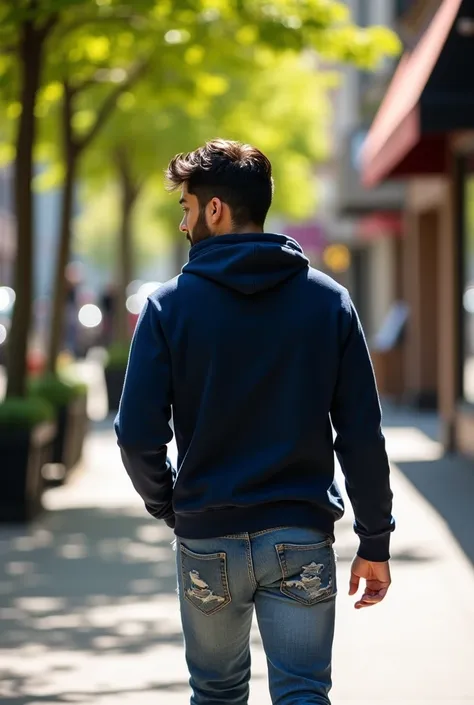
{"left": 330, "top": 289, "right": 395, "bottom": 562}
{"left": 114, "top": 297, "right": 175, "bottom": 528}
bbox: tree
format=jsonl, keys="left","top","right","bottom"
{"left": 0, "top": 2, "right": 70, "bottom": 397}
{"left": 0, "top": 0, "right": 118, "bottom": 395}
{"left": 78, "top": 49, "right": 336, "bottom": 268}
{"left": 0, "top": 0, "right": 401, "bottom": 392}
{"left": 75, "top": 5, "right": 399, "bottom": 344}
{"left": 0, "top": 0, "right": 156, "bottom": 389}
{"left": 45, "top": 62, "right": 149, "bottom": 371}
{"left": 112, "top": 146, "right": 143, "bottom": 343}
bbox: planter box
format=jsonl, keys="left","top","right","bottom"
{"left": 54, "top": 395, "right": 88, "bottom": 470}
{"left": 45, "top": 395, "right": 89, "bottom": 485}
{"left": 66, "top": 394, "right": 88, "bottom": 470}
{"left": 105, "top": 367, "right": 126, "bottom": 413}
{"left": 0, "top": 421, "right": 56, "bottom": 523}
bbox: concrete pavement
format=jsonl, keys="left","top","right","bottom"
{"left": 1, "top": 403, "right": 474, "bottom": 704}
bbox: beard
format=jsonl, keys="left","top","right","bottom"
{"left": 188, "top": 207, "right": 213, "bottom": 247}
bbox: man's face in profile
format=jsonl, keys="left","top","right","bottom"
{"left": 179, "top": 184, "right": 212, "bottom": 247}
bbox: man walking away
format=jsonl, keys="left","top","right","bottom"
{"left": 115, "top": 139, "right": 394, "bottom": 705}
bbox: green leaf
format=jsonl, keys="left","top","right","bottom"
{"left": 0, "top": 397, "right": 55, "bottom": 428}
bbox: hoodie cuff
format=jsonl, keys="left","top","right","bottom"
{"left": 357, "top": 534, "right": 391, "bottom": 562}
{"left": 164, "top": 514, "right": 176, "bottom": 530}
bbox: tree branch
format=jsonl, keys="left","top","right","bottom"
{"left": 69, "top": 75, "right": 98, "bottom": 96}
{"left": 38, "top": 12, "right": 59, "bottom": 42}
{"left": 55, "top": 12, "right": 146, "bottom": 39}
{"left": 76, "top": 59, "right": 149, "bottom": 154}
{"left": 114, "top": 145, "right": 144, "bottom": 203}
{"left": 0, "top": 43, "right": 18, "bottom": 55}
{"left": 134, "top": 177, "right": 146, "bottom": 200}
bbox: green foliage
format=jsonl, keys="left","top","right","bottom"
{"left": 105, "top": 342, "right": 130, "bottom": 370}
{"left": 0, "top": 396, "right": 55, "bottom": 428}
{"left": 77, "top": 50, "right": 338, "bottom": 265}
{"left": 75, "top": 181, "right": 171, "bottom": 268}
{"left": 28, "top": 373, "right": 87, "bottom": 409}
{"left": 0, "top": 0, "right": 402, "bottom": 273}
{"left": 0, "top": 0, "right": 401, "bottom": 174}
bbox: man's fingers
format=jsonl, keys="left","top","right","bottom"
{"left": 354, "top": 587, "right": 389, "bottom": 609}
{"left": 349, "top": 573, "right": 360, "bottom": 596}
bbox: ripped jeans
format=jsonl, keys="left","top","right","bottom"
{"left": 176, "top": 527, "right": 337, "bottom": 705}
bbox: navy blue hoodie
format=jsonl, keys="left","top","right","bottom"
{"left": 115, "top": 233, "right": 394, "bottom": 561}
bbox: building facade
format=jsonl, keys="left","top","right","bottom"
{"left": 362, "top": 0, "right": 474, "bottom": 455}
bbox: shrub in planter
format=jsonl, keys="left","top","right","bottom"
{"left": 0, "top": 397, "right": 56, "bottom": 522}
{"left": 29, "top": 374, "right": 88, "bottom": 480}
{"left": 104, "top": 343, "right": 130, "bottom": 413}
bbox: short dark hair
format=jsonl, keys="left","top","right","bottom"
{"left": 166, "top": 139, "right": 273, "bottom": 228}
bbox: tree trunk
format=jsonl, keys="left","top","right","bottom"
{"left": 114, "top": 149, "right": 139, "bottom": 345}
{"left": 47, "top": 85, "right": 77, "bottom": 373}
{"left": 46, "top": 76, "right": 141, "bottom": 368}
{"left": 6, "top": 22, "right": 43, "bottom": 398}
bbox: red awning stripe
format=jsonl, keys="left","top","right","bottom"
{"left": 361, "top": 0, "right": 462, "bottom": 187}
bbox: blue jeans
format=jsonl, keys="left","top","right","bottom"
{"left": 176, "top": 526, "right": 337, "bottom": 705}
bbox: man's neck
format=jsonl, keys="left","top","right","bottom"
{"left": 223, "top": 224, "right": 264, "bottom": 235}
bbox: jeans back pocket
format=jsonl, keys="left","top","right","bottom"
{"left": 180, "top": 543, "right": 231, "bottom": 616}
{"left": 275, "top": 539, "right": 336, "bottom": 606}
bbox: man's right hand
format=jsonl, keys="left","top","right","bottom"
{"left": 349, "top": 556, "right": 391, "bottom": 609}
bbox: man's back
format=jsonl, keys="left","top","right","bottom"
{"left": 116, "top": 231, "right": 393, "bottom": 560}
{"left": 115, "top": 139, "right": 394, "bottom": 705}
{"left": 156, "top": 233, "right": 345, "bottom": 536}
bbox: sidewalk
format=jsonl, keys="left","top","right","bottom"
{"left": 1, "top": 403, "right": 474, "bottom": 704}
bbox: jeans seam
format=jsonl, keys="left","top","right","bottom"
{"left": 275, "top": 538, "right": 332, "bottom": 552}
{"left": 249, "top": 526, "right": 290, "bottom": 538}
{"left": 220, "top": 533, "right": 247, "bottom": 539}
{"left": 245, "top": 536, "right": 258, "bottom": 591}
{"left": 180, "top": 544, "right": 227, "bottom": 560}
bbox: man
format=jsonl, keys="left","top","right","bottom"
{"left": 115, "top": 139, "right": 394, "bottom": 705}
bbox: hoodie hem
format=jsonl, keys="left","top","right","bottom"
{"left": 173, "top": 502, "right": 336, "bottom": 541}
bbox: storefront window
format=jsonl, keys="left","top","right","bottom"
{"left": 463, "top": 158, "right": 474, "bottom": 404}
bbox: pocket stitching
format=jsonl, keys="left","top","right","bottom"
{"left": 180, "top": 545, "right": 231, "bottom": 616}
{"left": 180, "top": 544, "right": 226, "bottom": 561}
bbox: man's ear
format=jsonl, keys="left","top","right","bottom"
{"left": 209, "top": 197, "right": 223, "bottom": 223}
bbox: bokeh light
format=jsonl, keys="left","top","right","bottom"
{"left": 0, "top": 287, "right": 16, "bottom": 313}
{"left": 137, "top": 281, "right": 162, "bottom": 299}
{"left": 125, "top": 282, "right": 162, "bottom": 315}
{"left": 78, "top": 304, "right": 103, "bottom": 328}
{"left": 125, "top": 295, "right": 142, "bottom": 315}
{"left": 322, "top": 244, "right": 351, "bottom": 274}
{"left": 463, "top": 287, "right": 474, "bottom": 314}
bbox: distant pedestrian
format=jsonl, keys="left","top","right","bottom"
{"left": 115, "top": 139, "right": 394, "bottom": 705}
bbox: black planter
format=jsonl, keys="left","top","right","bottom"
{"left": 105, "top": 367, "right": 126, "bottom": 413}
{"left": 66, "top": 394, "right": 88, "bottom": 469}
{"left": 46, "top": 395, "right": 89, "bottom": 485}
{"left": 0, "top": 422, "right": 56, "bottom": 522}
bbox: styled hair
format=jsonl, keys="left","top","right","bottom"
{"left": 166, "top": 139, "right": 274, "bottom": 228}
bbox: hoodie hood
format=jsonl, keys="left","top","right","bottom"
{"left": 183, "top": 233, "right": 309, "bottom": 295}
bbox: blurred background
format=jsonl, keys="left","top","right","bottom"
{"left": 1, "top": 1, "right": 474, "bottom": 704}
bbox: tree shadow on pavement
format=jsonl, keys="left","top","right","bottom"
{"left": 380, "top": 406, "right": 474, "bottom": 566}
{"left": 0, "top": 506, "right": 188, "bottom": 703}
{"left": 0, "top": 678, "right": 191, "bottom": 705}
{"left": 0, "top": 507, "right": 181, "bottom": 655}
{"left": 394, "top": 453, "right": 474, "bottom": 565}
